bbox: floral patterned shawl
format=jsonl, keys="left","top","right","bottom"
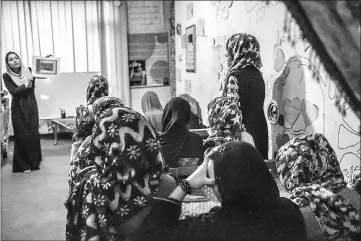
{"left": 276, "top": 133, "right": 360, "bottom": 240}
{"left": 74, "top": 77, "right": 111, "bottom": 141}
{"left": 65, "top": 107, "right": 164, "bottom": 241}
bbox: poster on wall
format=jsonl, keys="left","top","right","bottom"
{"left": 129, "top": 60, "right": 147, "bottom": 87}
{"left": 127, "top": 1, "right": 164, "bottom": 33}
{"left": 186, "top": 25, "right": 196, "bottom": 72}
{"left": 128, "top": 32, "right": 169, "bottom": 86}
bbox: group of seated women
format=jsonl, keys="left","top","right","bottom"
{"left": 65, "top": 32, "right": 360, "bottom": 241}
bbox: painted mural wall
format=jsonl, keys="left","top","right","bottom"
{"left": 174, "top": 1, "right": 360, "bottom": 184}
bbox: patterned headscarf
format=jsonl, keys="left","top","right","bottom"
{"left": 92, "top": 96, "right": 124, "bottom": 121}
{"left": 276, "top": 133, "right": 360, "bottom": 240}
{"left": 204, "top": 97, "right": 245, "bottom": 151}
{"left": 222, "top": 33, "right": 262, "bottom": 95}
{"left": 65, "top": 107, "right": 164, "bottom": 241}
{"left": 86, "top": 75, "right": 109, "bottom": 105}
{"left": 74, "top": 105, "right": 95, "bottom": 141}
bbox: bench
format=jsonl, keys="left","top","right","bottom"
{"left": 50, "top": 117, "right": 76, "bottom": 145}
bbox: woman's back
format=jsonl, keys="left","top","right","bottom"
{"left": 229, "top": 66, "right": 268, "bottom": 158}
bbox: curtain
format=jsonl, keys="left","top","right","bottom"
{"left": 98, "top": 1, "right": 130, "bottom": 106}
{"left": 1, "top": 0, "right": 131, "bottom": 106}
{"left": 1, "top": 0, "right": 100, "bottom": 73}
{"left": 280, "top": 0, "right": 360, "bottom": 120}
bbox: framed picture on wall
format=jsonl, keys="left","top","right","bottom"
{"left": 32, "top": 56, "right": 60, "bottom": 78}
{"left": 186, "top": 25, "right": 196, "bottom": 73}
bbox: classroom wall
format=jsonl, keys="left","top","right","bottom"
{"left": 175, "top": 1, "right": 360, "bottom": 184}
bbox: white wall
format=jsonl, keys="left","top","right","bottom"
{"left": 175, "top": 1, "right": 360, "bottom": 184}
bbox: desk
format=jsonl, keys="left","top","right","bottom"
{"left": 180, "top": 178, "right": 289, "bottom": 219}
{"left": 51, "top": 118, "right": 76, "bottom": 145}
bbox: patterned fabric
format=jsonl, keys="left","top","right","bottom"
{"left": 276, "top": 133, "right": 360, "bottom": 240}
{"left": 65, "top": 107, "right": 164, "bottom": 241}
{"left": 86, "top": 75, "right": 109, "bottom": 105}
{"left": 350, "top": 174, "right": 361, "bottom": 194}
{"left": 92, "top": 96, "right": 124, "bottom": 121}
{"left": 222, "top": 33, "right": 262, "bottom": 97}
{"left": 204, "top": 97, "right": 245, "bottom": 150}
{"left": 74, "top": 105, "right": 95, "bottom": 141}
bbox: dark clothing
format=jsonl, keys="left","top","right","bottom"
{"left": 133, "top": 142, "right": 307, "bottom": 241}
{"left": 160, "top": 97, "right": 204, "bottom": 168}
{"left": 226, "top": 66, "right": 269, "bottom": 159}
{"left": 3, "top": 70, "right": 42, "bottom": 172}
{"left": 133, "top": 196, "right": 306, "bottom": 241}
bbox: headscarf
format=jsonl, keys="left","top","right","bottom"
{"left": 92, "top": 96, "right": 124, "bottom": 121}
{"left": 74, "top": 105, "right": 95, "bottom": 141}
{"left": 159, "top": 97, "right": 191, "bottom": 168}
{"left": 86, "top": 75, "right": 109, "bottom": 105}
{"left": 204, "top": 141, "right": 306, "bottom": 241}
{"left": 276, "top": 133, "right": 360, "bottom": 240}
{"left": 5, "top": 51, "right": 33, "bottom": 87}
{"left": 180, "top": 93, "right": 204, "bottom": 129}
{"left": 222, "top": 33, "right": 262, "bottom": 95}
{"left": 141, "top": 91, "right": 163, "bottom": 132}
{"left": 204, "top": 97, "right": 246, "bottom": 151}
{"left": 209, "top": 141, "right": 279, "bottom": 208}
{"left": 65, "top": 107, "right": 164, "bottom": 241}
{"left": 74, "top": 76, "right": 111, "bottom": 141}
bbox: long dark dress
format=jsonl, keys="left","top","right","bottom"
{"left": 225, "top": 65, "right": 269, "bottom": 159}
{"left": 3, "top": 70, "right": 42, "bottom": 172}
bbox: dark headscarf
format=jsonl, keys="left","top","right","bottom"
{"left": 205, "top": 141, "right": 307, "bottom": 241}
{"left": 86, "top": 75, "right": 109, "bottom": 105}
{"left": 208, "top": 141, "right": 279, "bottom": 209}
{"left": 222, "top": 33, "right": 262, "bottom": 95}
{"left": 160, "top": 97, "right": 191, "bottom": 167}
{"left": 141, "top": 91, "right": 163, "bottom": 132}
{"left": 180, "top": 93, "right": 204, "bottom": 129}
{"left": 65, "top": 107, "right": 164, "bottom": 241}
{"left": 276, "top": 133, "right": 360, "bottom": 239}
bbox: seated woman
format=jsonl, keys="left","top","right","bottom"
{"left": 179, "top": 93, "right": 206, "bottom": 129}
{"left": 204, "top": 96, "right": 255, "bottom": 154}
{"left": 160, "top": 97, "right": 204, "bottom": 168}
{"left": 70, "top": 76, "right": 115, "bottom": 164}
{"left": 65, "top": 106, "right": 175, "bottom": 240}
{"left": 131, "top": 141, "right": 307, "bottom": 241}
{"left": 141, "top": 91, "right": 163, "bottom": 132}
{"left": 68, "top": 96, "right": 124, "bottom": 190}
{"left": 276, "top": 133, "right": 360, "bottom": 240}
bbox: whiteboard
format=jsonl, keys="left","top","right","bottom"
{"left": 34, "top": 72, "right": 98, "bottom": 118}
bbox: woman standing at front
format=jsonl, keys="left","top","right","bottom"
{"left": 222, "top": 33, "right": 269, "bottom": 159}
{"left": 2, "top": 51, "right": 42, "bottom": 172}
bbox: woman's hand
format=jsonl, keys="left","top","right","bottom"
{"left": 186, "top": 156, "right": 216, "bottom": 189}
{"left": 24, "top": 80, "right": 32, "bottom": 88}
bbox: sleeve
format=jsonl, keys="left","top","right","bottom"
{"left": 132, "top": 197, "right": 217, "bottom": 241}
{"left": 225, "top": 74, "right": 247, "bottom": 109}
{"left": 28, "top": 67, "right": 36, "bottom": 88}
{"left": 2, "top": 73, "right": 27, "bottom": 96}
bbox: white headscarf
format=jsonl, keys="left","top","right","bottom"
{"left": 5, "top": 53, "right": 33, "bottom": 87}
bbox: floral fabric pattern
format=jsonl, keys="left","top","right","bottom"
{"left": 92, "top": 96, "right": 124, "bottom": 121}
{"left": 275, "top": 133, "right": 360, "bottom": 240}
{"left": 86, "top": 75, "right": 109, "bottom": 105}
{"left": 75, "top": 105, "right": 95, "bottom": 140}
{"left": 65, "top": 107, "right": 164, "bottom": 241}
{"left": 204, "top": 97, "right": 245, "bottom": 150}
